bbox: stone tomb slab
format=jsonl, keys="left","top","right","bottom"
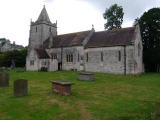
{"left": 50, "top": 80, "right": 73, "bottom": 96}
{"left": 0, "top": 72, "right": 9, "bottom": 87}
{"left": 78, "top": 72, "right": 95, "bottom": 81}
{"left": 14, "top": 79, "right": 28, "bottom": 97}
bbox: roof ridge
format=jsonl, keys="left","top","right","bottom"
{"left": 57, "top": 30, "right": 91, "bottom": 36}
{"left": 95, "top": 27, "right": 135, "bottom": 33}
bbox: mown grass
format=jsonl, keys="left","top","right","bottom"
{"left": 0, "top": 70, "right": 160, "bottom": 120}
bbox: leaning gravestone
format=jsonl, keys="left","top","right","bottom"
{"left": 0, "top": 72, "right": 9, "bottom": 87}
{"left": 14, "top": 79, "right": 28, "bottom": 97}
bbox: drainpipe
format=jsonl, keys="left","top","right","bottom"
{"left": 124, "top": 45, "right": 126, "bottom": 75}
{"left": 61, "top": 46, "right": 63, "bottom": 70}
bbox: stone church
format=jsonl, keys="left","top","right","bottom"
{"left": 26, "top": 6, "right": 143, "bottom": 74}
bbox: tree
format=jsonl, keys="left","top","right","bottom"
{"left": 139, "top": 8, "right": 160, "bottom": 72}
{"left": 0, "top": 49, "right": 27, "bottom": 68}
{"left": 103, "top": 4, "right": 124, "bottom": 30}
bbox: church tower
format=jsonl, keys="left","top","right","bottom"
{"left": 28, "top": 6, "right": 57, "bottom": 49}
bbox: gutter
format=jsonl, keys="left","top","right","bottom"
{"left": 61, "top": 46, "right": 63, "bottom": 70}
{"left": 124, "top": 45, "right": 126, "bottom": 75}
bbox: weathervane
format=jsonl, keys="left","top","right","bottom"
{"left": 92, "top": 24, "right": 94, "bottom": 30}
{"left": 43, "top": 0, "right": 46, "bottom": 6}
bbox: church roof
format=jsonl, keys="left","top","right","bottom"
{"left": 44, "top": 31, "right": 91, "bottom": 48}
{"left": 35, "top": 49, "right": 50, "bottom": 59}
{"left": 85, "top": 27, "right": 135, "bottom": 48}
{"left": 35, "top": 6, "right": 51, "bottom": 24}
{"left": 43, "top": 27, "right": 136, "bottom": 49}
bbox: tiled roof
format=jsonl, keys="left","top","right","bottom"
{"left": 35, "top": 49, "right": 50, "bottom": 59}
{"left": 85, "top": 27, "right": 135, "bottom": 48}
{"left": 43, "top": 27, "right": 136, "bottom": 49}
{"left": 43, "top": 30, "right": 91, "bottom": 48}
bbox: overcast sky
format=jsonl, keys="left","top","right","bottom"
{"left": 0, "top": 0, "right": 160, "bottom": 46}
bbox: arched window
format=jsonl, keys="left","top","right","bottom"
{"left": 86, "top": 53, "right": 88, "bottom": 62}
{"left": 101, "top": 52, "right": 103, "bottom": 62}
{"left": 71, "top": 54, "right": 73, "bottom": 62}
{"left": 66, "top": 53, "right": 73, "bottom": 62}
{"left": 77, "top": 53, "right": 80, "bottom": 62}
{"left": 118, "top": 51, "right": 121, "bottom": 61}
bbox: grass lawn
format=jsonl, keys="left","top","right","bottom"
{"left": 0, "top": 70, "right": 160, "bottom": 120}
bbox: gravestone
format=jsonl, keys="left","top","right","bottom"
{"left": 0, "top": 72, "right": 9, "bottom": 87}
{"left": 154, "top": 102, "right": 160, "bottom": 120}
{"left": 78, "top": 72, "right": 95, "bottom": 81}
{"left": 14, "top": 79, "right": 28, "bottom": 97}
{"left": 50, "top": 80, "right": 73, "bottom": 96}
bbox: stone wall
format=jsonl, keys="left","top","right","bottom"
{"left": 84, "top": 47, "right": 125, "bottom": 74}
{"left": 29, "top": 25, "right": 42, "bottom": 49}
{"left": 48, "top": 59, "right": 58, "bottom": 71}
{"left": 47, "top": 46, "right": 84, "bottom": 71}
{"left": 62, "top": 46, "right": 84, "bottom": 71}
{"left": 29, "top": 23, "right": 57, "bottom": 49}
{"left": 125, "top": 46, "right": 135, "bottom": 74}
{"left": 41, "top": 24, "right": 57, "bottom": 44}
{"left": 26, "top": 50, "right": 50, "bottom": 71}
{"left": 46, "top": 48, "right": 62, "bottom": 63}
{"left": 84, "top": 45, "right": 140, "bottom": 74}
{"left": 46, "top": 42, "right": 143, "bottom": 74}
{"left": 26, "top": 50, "right": 39, "bottom": 71}
{"left": 133, "top": 25, "right": 144, "bottom": 74}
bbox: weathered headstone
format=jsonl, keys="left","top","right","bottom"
{"left": 78, "top": 72, "right": 95, "bottom": 81}
{"left": 154, "top": 102, "right": 160, "bottom": 120}
{"left": 14, "top": 79, "right": 28, "bottom": 97}
{"left": 0, "top": 72, "right": 9, "bottom": 87}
